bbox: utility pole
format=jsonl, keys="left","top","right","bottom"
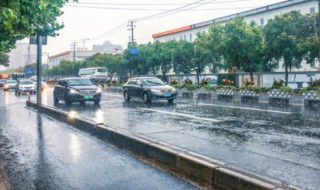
{"left": 36, "top": 32, "right": 42, "bottom": 105}
{"left": 127, "top": 20, "right": 136, "bottom": 47}
{"left": 317, "top": 0, "right": 320, "bottom": 62}
{"left": 71, "top": 42, "right": 77, "bottom": 62}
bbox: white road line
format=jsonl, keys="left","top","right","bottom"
{"left": 198, "top": 103, "right": 292, "bottom": 114}
{"left": 137, "top": 107, "right": 220, "bottom": 122}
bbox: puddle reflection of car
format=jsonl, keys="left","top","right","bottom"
{"left": 123, "top": 77, "right": 177, "bottom": 103}
{"left": 3, "top": 80, "right": 17, "bottom": 91}
{"left": 53, "top": 78, "right": 101, "bottom": 105}
{"left": 15, "top": 80, "right": 36, "bottom": 95}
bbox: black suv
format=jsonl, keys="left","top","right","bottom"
{"left": 53, "top": 78, "right": 101, "bottom": 105}
{"left": 123, "top": 77, "right": 177, "bottom": 103}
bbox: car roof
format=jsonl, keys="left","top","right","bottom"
{"left": 131, "top": 77, "right": 158, "bottom": 80}
{"left": 59, "top": 77, "right": 84, "bottom": 81}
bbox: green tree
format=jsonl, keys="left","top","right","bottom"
{"left": 220, "top": 17, "right": 264, "bottom": 81}
{"left": 175, "top": 40, "right": 194, "bottom": 74}
{"left": 264, "top": 11, "right": 317, "bottom": 86}
{"left": 0, "top": 0, "right": 76, "bottom": 53}
{"left": 0, "top": 52, "right": 9, "bottom": 66}
{"left": 153, "top": 41, "right": 173, "bottom": 81}
{"left": 207, "top": 23, "right": 224, "bottom": 73}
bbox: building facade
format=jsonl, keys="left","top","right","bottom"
{"left": 92, "top": 41, "right": 123, "bottom": 53}
{"left": 7, "top": 42, "right": 38, "bottom": 69}
{"left": 152, "top": 0, "right": 319, "bottom": 73}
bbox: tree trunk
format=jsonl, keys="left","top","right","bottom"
{"left": 196, "top": 70, "right": 200, "bottom": 87}
{"left": 161, "top": 66, "right": 166, "bottom": 82}
{"left": 285, "top": 59, "right": 289, "bottom": 86}
{"left": 250, "top": 67, "right": 254, "bottom": 83}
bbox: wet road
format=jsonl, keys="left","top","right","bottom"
{"left": 0, "top": 90, "right": 198, "bottom": 190}
{"left": 32, "top": 87, "right": 320, "bottom": 190}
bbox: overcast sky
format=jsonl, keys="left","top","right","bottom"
{"left": 43, "top": 0, "right": 286, "bottom": 56}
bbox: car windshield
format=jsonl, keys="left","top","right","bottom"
{"left": 97, "top": 68, "right": 108, "bottom": 73}
{"left": 20, "top": 80, "right": 33, "bottom": 85}
{"left": 67, "top": 79, "right": 93, "bottom": 86}
{"left": 143, "top": 78, "right": 165, "bottom": 86}
{"left": 6, "top": 80, "right": 17, "bottom": 84}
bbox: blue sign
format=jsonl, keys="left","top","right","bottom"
{"left": 130, "top": 48, "right": 139, "bottom": 55}
{"left": 24, "top": 68, "right": 34, "bottom": 74}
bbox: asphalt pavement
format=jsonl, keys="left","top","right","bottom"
{"left": 35, "top": 87, "right": 320, "bottom": 190}
{"left": 0, "top": 90, "right": 198, "bottom": 190}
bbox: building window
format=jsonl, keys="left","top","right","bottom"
{"left": 190, "top": 34, "right": 192, "bottom": 42}
{"left": 260, "top": 18, "right": 264, "bottom": 28}
{"left": 310, "top": 7, "right": 315, "bottom": 14}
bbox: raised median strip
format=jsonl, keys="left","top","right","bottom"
{"left": 26, "top": 101, "right": 300, "bottom": 190}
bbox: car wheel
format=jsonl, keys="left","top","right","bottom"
{"left": 94, "top": 99, "right": 101, "bottom": 105}
{"left": 54, "top": 94, "right": 59, "bottom": 104}
{"left": 64, "top": 95, "right": 71, "bottom": 106}
{"left": 18, "top": 91, "right": 21, "bottom": 95}
{"left": 123, "top": 91, "right": 131, "bottom": 102}
{"left": 142, "top": 92, "right": 151, "bottom": 104}
{"left": 167, "top": 99, "right": 174, "bottom": 103}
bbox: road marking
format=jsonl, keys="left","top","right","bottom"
{"left": 137, "top": 107, "right": 220, "bottom": 122}
{"left": 198, "top": 103, "right": 292, "bottom": 114}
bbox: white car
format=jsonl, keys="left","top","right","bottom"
{"left": 15, "top": 80, "right": 36, "bottom": 95}
{"left": 29, "top": 76, "right": 47, "bottom": 89}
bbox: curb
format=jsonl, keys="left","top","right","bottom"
{"left": 26, "top": 101, "right": 300, "bottom": 190}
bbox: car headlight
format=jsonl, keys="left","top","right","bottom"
{"left": 69, "top": 89, "right": 79, "bottom": 94}
{"left": 96, "top": 88, "right": 102, "bottom": 93}
{"left": 4, "top": 85, "right": 8, "bottom": 88}
{"left": 150, "top": 89, "right": 161, "bottom": 93}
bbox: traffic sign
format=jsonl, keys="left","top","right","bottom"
{"left": 24, "top": 68, "right": 34, "bottom": 74}
{"left": 29, "top": 36, "right": 47, "bottom": 45}
{"left": 130, "top": 48, "right": 139, "bottom": 55}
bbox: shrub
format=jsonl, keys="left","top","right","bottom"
{"left": 184, "top": 79, "right": 193, "bottom": 85}
{"left": 243, "top": 78, "right": 255, "bottom": 87}
{"left": 247, "top": 85, "right": 261, "bottom": 93}
{"left": 310, "top": 79, "right": 320, "bottom": 88}
{"left": 261, "top": 87, "right": 271, "bottom": 92}
{"left": 220, "top": 85, "right": 236, "bottom": 91}
{"left": 202, "top": 84, "right": 215, "bottom": 91}
{"left": 278, "top": 86, "right": 292, "bottom": 93}
{"left": 217, "top": 74, "right": 236, "bottom": 86}
{"left": 272, "top": 79, "right": 284, "bottom": 89}
{"left": 170, "top": 79, "right": 178, "bottom": 85}
{"left": 186, "top": 84, "right": 198, "bottom": 92}
{"left": 201, "top": 78, "right": 210, "bottom": 86}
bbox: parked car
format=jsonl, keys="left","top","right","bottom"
{"left": 29, "top": 76, "right": 47, "bottom": 89}
{"left": 15, "top": 80, "right": 36, "bottom": 95}
{"left": 123, "top": 77, "right": 177, "bottom": 103}
{"left": 53, "top": 78, "right": 101, "bottom": 105}
{"left": 3, "top": 80, "right": 17, "bottom": 91}
{"left": 0, "top": 79, "right": 7, "bottom": 88}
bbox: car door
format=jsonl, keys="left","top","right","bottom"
{"left": 126, "top": 79, "right": 136, "bottom": 97}
{"left": 135, "top": 79, "right": 144, "bottom": 98}
{"left": 56, "top": 80, "right": 67, "bottom": 99}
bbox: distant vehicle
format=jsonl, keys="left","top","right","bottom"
{"left": 53, "top": 77, "right": 101, "bottom": 105}
{"left": 123, "top": 77, "right": 177, "bottom": 103}
{"left": 3, "top": 80, "right": 17, "bottom": 91}
{"left": 29, "top": 76, "right": 47, "bottom": 89}
{"left": 0, "top": 79, "right": 7, "bottom": 88}
{"left": 78, "top": 67, "right": 108, "bottom": 79}
{"left": 11, "top": 73, "right": 25, "bottom": 82}
{"left": 15, "top": 80, "right": 36, "bottom": 95}
{"left": 0, "top": 74, "right": 10, "bottom": 79}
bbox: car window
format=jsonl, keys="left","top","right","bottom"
{"left": 19, "top": 80, "right": 33, "bottom": 85}
{"left": 143, "top": 78, "right": 165, "bottom": 86}
{"left": 58, "top": 80, "right": 66, "bottom": 86}
{"left": 136, "top": 80, "right": 142, "bottom": 85}
{"left": 67, "top": 79, "right": 93, "bottom": 86}
{"left": 128, "top": 79, "right": 137, "bottom": 85}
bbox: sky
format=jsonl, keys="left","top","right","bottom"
{"left": 42, "top": 0, "right": 287, "bottom": 56}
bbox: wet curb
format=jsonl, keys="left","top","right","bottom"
{"left": 26, "top": 101, "right": 300, "bottom": 190}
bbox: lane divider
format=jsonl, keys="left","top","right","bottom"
{"left": 137, "top": 107, "right": 220, "bottom": 122}
{"left": 198, "top": 103, "right": 293, "bottom": 114}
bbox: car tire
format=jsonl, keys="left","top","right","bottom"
{"left": 94, "top": 99, "right": 101, "bottom": 105}
{"left": 167, "top": 99, "right": 174, "bottom": 103}
{"left": 123, "top": 91, "right": 131, "bottom": 102}
{"left": 142, "top": 92, "right": 151, "bottom": 104}
{"left": 64, "top": 95, "right": 71, "bottom": 106}
{"left": 54, "top": 94, "right": 59, "bottom": 104}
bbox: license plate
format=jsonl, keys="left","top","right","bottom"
{"left": 84, "top": 96, "right": 93, "bottom": 99}
{"left": 164, "top": 94, "right": 171, "bottom": 97}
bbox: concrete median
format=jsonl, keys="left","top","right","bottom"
{"left": 26, "top": 101, "right": 299, "bottom": 190}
